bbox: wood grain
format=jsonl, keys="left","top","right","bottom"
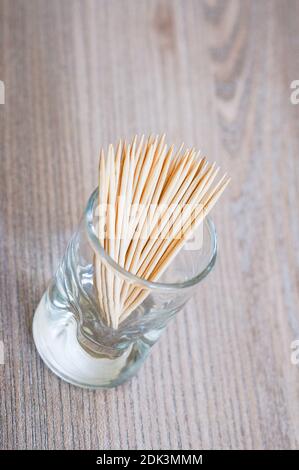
{"left": 1, "top": 0, "right": 299, "bottom": 450}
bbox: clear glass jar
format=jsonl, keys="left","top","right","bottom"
{"left": 32, "top": 188, "right": 217, "bottom": 389}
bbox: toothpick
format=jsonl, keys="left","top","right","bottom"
{"left": 95, "top": 135, "right": 230, "bottom": 328}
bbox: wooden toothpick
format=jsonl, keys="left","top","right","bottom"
{"left": 95, "top": 135, "right": 230, "bottom": 328}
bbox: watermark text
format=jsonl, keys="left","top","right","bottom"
{"left": 0, "top": 341, "right": 4, "bottom": 365}
{"left": 0, "top": 80, "right": 4, "bottom": 104}
{"left": 290, "top": 80, "right": 299, "bottom": 104}
{"left": 290, "top": 339, "right": 299, "bottom": 365}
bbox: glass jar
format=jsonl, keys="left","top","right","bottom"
{"left": 32, "top": 188, "right": 217, "bottom": 388}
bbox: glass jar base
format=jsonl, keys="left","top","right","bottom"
{"left": 32, "top": 294, "right": 146, "bottom": 389}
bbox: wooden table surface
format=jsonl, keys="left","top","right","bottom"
{"left": 1, "top": 0, "right": 299, "bottom": 450}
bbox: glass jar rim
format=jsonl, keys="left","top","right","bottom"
{"left": 84, "top": 187, "right": 217, "bottom": 292}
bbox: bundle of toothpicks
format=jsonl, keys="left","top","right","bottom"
{"left": 95, "top": 134, "right": 229, "bottom": 329}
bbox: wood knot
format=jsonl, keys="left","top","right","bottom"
{"left": 153, "top": 2, "right": 176, "bottom": 52}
